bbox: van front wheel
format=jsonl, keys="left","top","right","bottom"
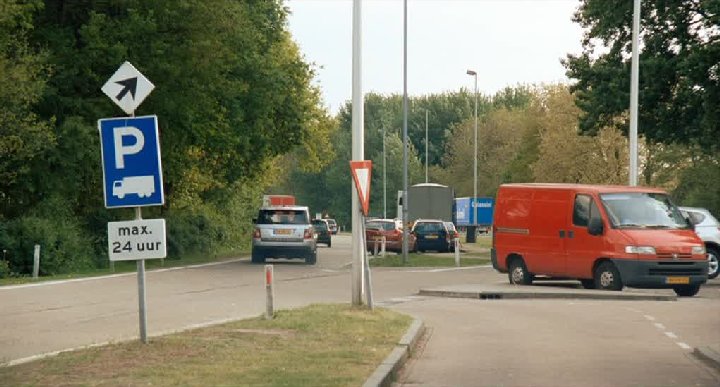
{"left": 508, "top": 259, "right": 533, "bottom": 285}
{"left": 673, "top": 285, "right": 700, "bottom": 297}
{"left": 594, "top": 262, "right": 623, "bottom": 291}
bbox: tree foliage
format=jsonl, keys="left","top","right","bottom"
{"left": 564, "top": 0, "right": 719, "bottom": 152}
{"left": 0, "top": 0, "right": 330, "bottom": 276}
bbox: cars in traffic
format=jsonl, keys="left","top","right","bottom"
{"left": 365, "top": 218, "right": 414, "bottom": 254}
{"left": 325, "top": 218, "right": 339, "bottom": 234}
{"left": 680, "top": 206, "right": 720, "bottom": 279}
{"left": 492, "top": 184, "right": 708, "bottom": 297}
{"left": 251, "top": 205, "right": 317, "bottom": 264}
{"left": 312, "top": 218, "right": 332, "bottom": 247}
{"left": 412, "top": 219, "right": 452, "bottom": 252}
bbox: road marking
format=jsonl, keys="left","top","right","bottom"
{"left": 0, "top": 258, "right": 246, "bottom": 290}
{"left": 676, "top": 342, "right": 691, "bottom": 350}
{"left": 653, "top": 323, "right": 666, "bottom": 330}
{"left": 643, "top": 314, "right": 656, "bottom": 321}
{"left": 404, "top": 265, "right": 490, "bottom": 273}
{"left": 664, "top": 331, "right": 679, "bottom": 339}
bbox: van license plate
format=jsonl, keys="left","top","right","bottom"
{"left": 666, "top": 277, "right": 689, "bottom": 285}
{"left": 274, "top": 229, "right": 292, "bottom": 235}
{"left": 426, "top": 235, "right": 438, "bottom": 239}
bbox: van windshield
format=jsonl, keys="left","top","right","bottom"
{"left": 600, "top": 193, "right": 690, "bottom": 229}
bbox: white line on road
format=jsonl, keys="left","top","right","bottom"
{"left": 664, "top": 331, "right": 678, "bottom": 339}
{"left": 676, "top": 342, "right": 691, "bottom": 350}
{"left": 653, "top": 323, "right": 666, "bottom": 330}
{"left": 0, "top": 258, "right": 246, "bottom": 291}
{"left": 643, "top": 314, "right": 656, "bottom": 321}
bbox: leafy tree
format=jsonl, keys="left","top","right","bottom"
{"left": 564, "top": 0, "right": 719, "bottom": 152}
{"left": 0, "top": 0, "right": 54, "bottom": 218}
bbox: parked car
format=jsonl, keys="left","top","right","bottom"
{"left": 252, "top": 206, "right": 317, "bottom": 264}
{"left": 680, "top": 207, "right": 720, "bottom": 279}
{"left": 365, "top": 218, "right": 414, "bottom": 254}
{"left": 443, "top": 221, "right": 461, "bottom": 251}
{"left": 312, "top": 218, "right": 332, "bottom": 247}
{"left": 325, "top": 218, "right": 339, "bottom": 234}
{"left": 412, "top": 219, "right": 452, "bottom": 253}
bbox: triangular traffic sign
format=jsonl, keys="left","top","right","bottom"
{"left": 350, "top": 160, "right": 372, "bottom": 216}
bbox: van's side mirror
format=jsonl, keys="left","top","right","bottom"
{"left": 588, "top": 217, "right": 603, "bottom": 236}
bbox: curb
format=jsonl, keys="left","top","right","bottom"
{"left": 692, "top": 346, "right": 720, "bottom": 372}
{"left": 418, "top": 288, "right": 677, "bottom": 301}
{"left": 363, "top": 319, "right": 425, "bottom": 387}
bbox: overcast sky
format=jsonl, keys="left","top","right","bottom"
{"left": 286, "top": 0, "right": 585, "bottom": 113}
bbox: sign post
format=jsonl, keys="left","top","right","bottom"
{"left": 99, "top": 62, "right": 160, "bottom": 344}
{"left": 350, "top": 161, "right": 374, "bottom": 309}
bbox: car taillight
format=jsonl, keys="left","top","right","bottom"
{"left": 253, "top": 228, "right": 261, "bottom": 239}
{"left": 304, "top": 228, "right": 313, "bottom": 239}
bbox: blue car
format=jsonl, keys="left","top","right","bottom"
{"left": 412, "top": 219, "right": 451, "bottom": 252}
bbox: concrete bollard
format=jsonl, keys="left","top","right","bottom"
{"left": 373, "top": 239, "right": 379, "bottom": 256}
{"left": 265, "top": 265, "right": 274, "bottom": 320}
{"left": 454, "top": 238, "right": 460, "bottom": 267}
{"left": 33, "top": 244, "right": 40, "bottom": 279}
{"left": 381, "top": 236, "right": 386, "bottom": 257}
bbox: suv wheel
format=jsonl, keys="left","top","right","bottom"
{"left": 305, "top": 251, "right": 317, "bottom": 265}
{"left": 673, "top": 285, "right": 701, "bottom": 297}
{"left": 251, "top": 250, "right": 265, "bottom": 264}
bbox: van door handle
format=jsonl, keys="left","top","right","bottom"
{"left": 568, "top": 230, "right": 574, "bottom": 239}
{"left": 559, "top": 230, "right": 566, "bottom": 238}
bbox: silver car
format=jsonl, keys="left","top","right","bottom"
{"left": 252, "top": 206, "right": 317, "bottom": 264}
{"left": 680, "top": 207, "right": 720, "bottom": 279}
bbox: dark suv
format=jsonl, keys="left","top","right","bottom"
{"left": 312, "top": 219, "right": 332, "bottom": 247}
{"left": 252, "top": 206, "right": 317, "bottom": 264}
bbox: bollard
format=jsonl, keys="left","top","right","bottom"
{"left": 265, "top": 265, "right": 274, "bottom": 320}
{"left": 381, "top": 236, "right": 386, "bottom": 257}
{"left": 454, "top": 238, "right": 460, "bottom": 267}
{"left": 33, "top": 244, "right": 40, "bottom": 279}
{"left": 373, "top": 238, "right": 379, "bottom": 256}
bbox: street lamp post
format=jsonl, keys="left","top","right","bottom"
{"left": 466, "top": 69, "right": 478, "bottom": 243}
{"left": 383, "top": 126, "right": 387, "bottom": 219}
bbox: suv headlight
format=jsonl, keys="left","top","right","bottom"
{"left": 625, "top": 246, "right": 656, "bottom": 255}
{"left": 691, "top": 245, "right": 706, "bottom": 255}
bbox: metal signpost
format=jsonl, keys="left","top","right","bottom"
{"left": 99, "top": 61, "right": 162, "bottom": 344}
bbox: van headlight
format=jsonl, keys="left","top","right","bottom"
{"left": 692, "top": 246, "right": 706, "bottom": 255}
{"left": 625, "top": 246, "right": 656, "bottom": 254}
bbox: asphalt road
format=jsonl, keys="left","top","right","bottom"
{"left": 2, "top": 233, "right": 719, "bottom": 387}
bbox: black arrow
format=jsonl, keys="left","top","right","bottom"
{"left": 115, "top": 77, "right": 138, "bottom": 101}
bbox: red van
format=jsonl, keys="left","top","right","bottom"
{"left": 491, "top": 184, "right": 708, "bottom": 297}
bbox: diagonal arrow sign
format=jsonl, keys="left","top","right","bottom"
{"left": 115, "top": 77, "right": 138, "bottom": 101}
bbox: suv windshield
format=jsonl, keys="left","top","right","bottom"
{"left": 312, "top": 220, "right": 328, "bottom": 230}
{"left": 257, "top": 209, "right": 309, "bottom": 225}
{"left": 600, "top": 193, "right": 689, "bottom": 229}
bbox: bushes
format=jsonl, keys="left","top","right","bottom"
{"left": 0, "top": 215, "right": 95, "bottom": 276}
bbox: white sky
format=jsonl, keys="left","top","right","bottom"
{"left": 286, "top": 0, "right": 585, "bottom": 113}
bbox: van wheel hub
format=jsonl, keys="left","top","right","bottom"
{"left": 599, "top": 271, "right": 614, "bottom": 287}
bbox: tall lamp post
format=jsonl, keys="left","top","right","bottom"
{"left": 466, "top": 69, "right": 478, "bottom": 243}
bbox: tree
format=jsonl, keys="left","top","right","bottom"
{"left": 0, "top": 0, "right": 54, "bottom": 218}
{"left": 564, "top": 0, "right": 719, "bottom": 152}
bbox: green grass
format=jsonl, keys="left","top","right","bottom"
{"left": 370, "top": 252, "right": 489, "bottom": 267}
{"left": 0, "top": 249, "right": 247, "bottom": 286}
{"left": 0, "top": 304, "right": 412, "bottom": 387}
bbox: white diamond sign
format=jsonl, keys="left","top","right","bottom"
{"left": 101, "top": 61, "right": 155, "bottom": 115}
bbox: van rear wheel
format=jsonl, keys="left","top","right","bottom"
{"left": 594, "top": 262, "right": 623, "bottom": 291}
{"left": 508, "top": 258, "right": 533, "bottom": 285}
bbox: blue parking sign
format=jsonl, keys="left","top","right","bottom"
{"left": 98, "top": 115, "right": 164, "bottom": 208}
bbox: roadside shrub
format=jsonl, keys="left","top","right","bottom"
{"left": 0, "top": 259, "right": 9, "bottom": 278}
{"left": 3, "top": 215, "right": 95, "bottom": 276}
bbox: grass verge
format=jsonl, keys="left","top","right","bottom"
{"left": 0, "top": 304, "right": 412, "bottom": 387}
{"left": 370, "top": 252, "right": 489, "bottom": 267}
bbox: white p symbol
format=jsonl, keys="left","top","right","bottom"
{"left": 113, "top": 126, "right": 144, "bottom": 169}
